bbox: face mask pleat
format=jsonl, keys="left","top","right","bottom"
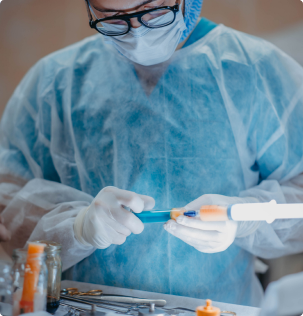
{"left": 103, "top": 4, "right": 186, "bottom": 66}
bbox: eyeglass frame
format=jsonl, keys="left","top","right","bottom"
{"left": 84, "top": 0, "right": 180, "bottom": 37}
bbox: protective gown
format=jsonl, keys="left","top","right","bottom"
{"left": 1, "top": 19, "right": 303, "bottom": 307}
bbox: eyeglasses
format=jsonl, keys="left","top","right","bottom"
{"left": 85, "top": 0, "right": 180, "bottom": 37}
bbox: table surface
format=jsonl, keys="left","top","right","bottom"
{"left": 60, "top": 280, "right": 260, "bottom": 316}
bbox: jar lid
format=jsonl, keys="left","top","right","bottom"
{"left": 196, "top": 300, "right": 221, "bottom": 316}
{"left": 34, "top": 240, "right": 62, "bottom": 253}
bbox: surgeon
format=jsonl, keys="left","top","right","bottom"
{"left": 1, "top": 0, "right": 303, "bottom": 307}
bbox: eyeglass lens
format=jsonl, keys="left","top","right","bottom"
{"left": 96, "top": 20, "right": 129, "bottom": 36}
{"left": 142, "top": 9, "right": 174, "bottom": 27}
{"left": 96, "top": 9, "right": 175, "bottom": 36}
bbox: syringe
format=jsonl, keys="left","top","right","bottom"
{"left": 135, "top": 201, "right": 303, "bottom": 224}
{"left": 134, "top": 208, "right": 215, "bottom": 223}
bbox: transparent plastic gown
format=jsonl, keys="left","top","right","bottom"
{"left": 1, "top": 22, "right": 303, "bottom": 307}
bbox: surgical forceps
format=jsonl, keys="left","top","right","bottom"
{"left": 61, "top": 293, "right": 150, "bottom": 315}
{"left": 61, "top": 288, "right": 166, "bottom": 307}
{"left": 61, "top": 288, "right": 103, "bottom": 296}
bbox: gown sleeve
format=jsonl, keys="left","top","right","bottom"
{"left": 233, "top": 41, "right": 303, "bottom": 258}
{"left": 0, "top": 60, "right": 95, "bottom": 271}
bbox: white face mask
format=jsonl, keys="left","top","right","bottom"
{"left": 101, "top": 3, "right": 186, "bottom": 66}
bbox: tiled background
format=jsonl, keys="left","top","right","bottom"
{"left": 1, "top": 0, "right": 303, "bottom": 288}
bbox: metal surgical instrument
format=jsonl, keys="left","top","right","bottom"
{"left": 61, "top": 288, "right": 167, "bottom": 307}
{"left": 61, "top": 294, "right": 131, "bottom": 313}
{"left": 60, "top": 302, "right": 106, "bottom": 316}
{"left": 60, "top": 294, "right": 155, "bottom": 314}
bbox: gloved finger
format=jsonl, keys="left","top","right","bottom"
{"left": 91, "top": 200, "right": 132, "bottom": 237}
{"left": 164, "top": 220, "right": 224, "bottom": 244}
{"left": 111, "top": 232, "right": 127, "bottom": 246}
{"left": 90, "top": 226, "right": 127, "bottom": 248}
{"left": 104, "top": 220, "right": 132, "bottom": 245}
{"left": 185, "top": 194, "right": 233, "bottom": 210}
{"left": 100, "top": 187, "right": 155, "bottom": 212}
{"left": 185, "top": 194, "right": 219, "bottom": 210}
{"left": 94, "top": 195, "right": 144, "bottom": 235}
{"left": 194, "top": 243, "right": 231, "bottom": 254}
{"left": 0, "top": 224, "right": 11, "bottom": 242}
{"left": 106, "top": 213, "right": 132, "bottom": 237}
{"left": 176, "top": 216, "right": 229, "bottom": 232}
{"left": 112, "top": 206, "right": 144, "bottom": 235}
{"left": 138, "top": 194, "right": 155, "bottom": 210}
{"left": 188, "top": 240, "right": 223, "bottom": 251}
{"left": 105, "top": 187, "right": 149, "bottom": 213}
{"left": 165, "top": 226, "right": 222, "bottom": 251}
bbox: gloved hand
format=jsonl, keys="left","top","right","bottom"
{"left": 164, "top": 194, "right": 259, "bottom": 253}
{"left": 74, "top": 187, "right": 155, "bottom": 249}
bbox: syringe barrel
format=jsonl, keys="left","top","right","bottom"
{"left": 231, "top": 202, "right": 303, "bottom": 222}
{"left": 231, "top": 203, "right": 264, "bottom": 221}
{"left": 199, "top": 205, "right": 229, "bottom": 221}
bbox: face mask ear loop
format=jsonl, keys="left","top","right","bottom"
{"left": 87, "top": 0, "right": 99, "bottom": 20}
{"left": 177, "top": 0, "right": 184, "bottom": 15}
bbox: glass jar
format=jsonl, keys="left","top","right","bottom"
{"left": 12, "top": 249, "right": 48, "bottom": 316}
{"left": 0, "top": 261, "right": 13, "bottom": 316}
{"left": 34, "top": 241, "right": 62, "bottom": 314}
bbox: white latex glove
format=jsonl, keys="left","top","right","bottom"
{"left": 164, "top": 194, "right": 259, "bottom": 253}
{"left": 74, "top": 186, "right": 155, "bottom": 249}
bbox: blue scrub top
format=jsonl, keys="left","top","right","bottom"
{"left": 63, "top": 18, "right": 259, "bottom": 306}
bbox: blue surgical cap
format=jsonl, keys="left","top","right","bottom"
{"left": 180, "top": 0, "right": 204, "bottom": 42}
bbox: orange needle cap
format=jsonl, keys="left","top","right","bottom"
{"left": 196, "top": 300, "right": 221, "bottom": 316}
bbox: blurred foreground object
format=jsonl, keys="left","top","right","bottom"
{"left": 34, "top": 241, "right": 62, "bottom": 314}
{"left": 259, "top": 271, "right": 303, "bottom": 316}
{"left": 12, "top": 245, "right": 47, "bottom": 315}
{"left": 0, "top": 216, "right": 11, "bottom": 242}
{"left": 0, "top": 261, "right": 13, "bottom": 316}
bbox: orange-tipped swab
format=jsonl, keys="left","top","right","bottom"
{"left": 19, "top": 242, "right": 45, "bottom": 314}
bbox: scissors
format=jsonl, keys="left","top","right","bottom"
{"left": 61, "top": 288, "right": 103, "bottom": 296}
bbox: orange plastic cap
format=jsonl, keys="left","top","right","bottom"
{"left": 196, "top": 300, "right": 221, "bottom": 316}
{"left": 170, "top": 208, "right": 186, "bottom": 220}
